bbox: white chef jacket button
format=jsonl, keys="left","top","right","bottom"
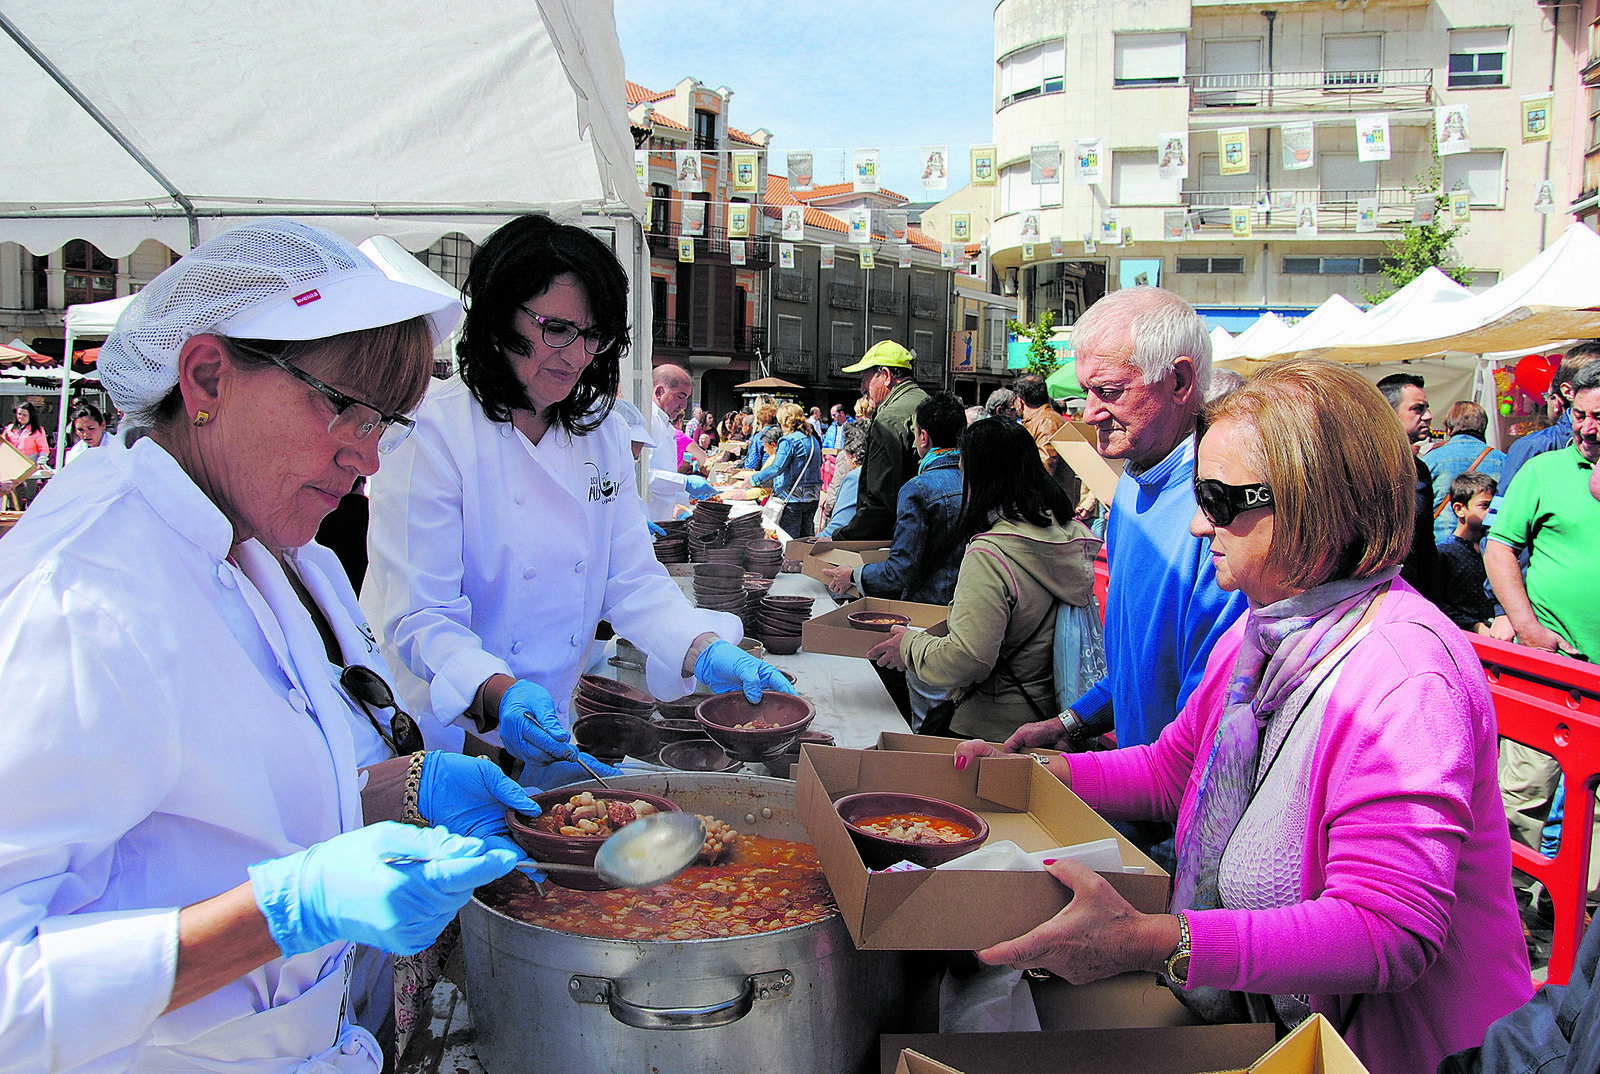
{"left": 500, "top": 426, "right": 511, "bottom": 438}
{"left": 570, "top": 634, "right": 581, "bottom": 647}
{"left": 523, "top": 568, "right": 536, "bottom": 580}
{"left": 574, "top": 561, "right": 586, "bottom": 574}
{"left": 515, "top": 492, "right": 527, "bottom": 505}
{"left": 288, "top": 689, "right": 307, "bottom": 711}
{"left": 511, "top": 641, "right": 524, "bottom": 655}
{"left": 217, "top": 565, "right": 235, "bottom": 588}
{"left": 341, "top": 1039, "right": 361, "bottom": 1056}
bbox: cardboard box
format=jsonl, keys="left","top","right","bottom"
{"left": 1050, "top": 421, "right": 1125, "bottom": 504}
{"left": 798, "top": 546, "right": 892, "bottom": 593}
{"left": 784, "top": 536, "right": 892, "bottom": 560}
{"left": 801, "top": 596, "right": 948, "bottom": 658}
{"left": 797, "top": 742, "right": 1168, "bottom": 949}
{"left": 0, "top": 438, "right": 38, "bottom": 487}
{"left": 888, "top": 1014, "right": 1367, "bottom": 1074}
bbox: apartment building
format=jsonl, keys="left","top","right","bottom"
{"left": 990, "top": 0, "right": 1575, "bottom": 331}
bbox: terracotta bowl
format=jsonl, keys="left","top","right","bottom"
{"left": 736, "top": 638, "right": 767, "bottom": 658}
{"left": 695, "top": 692, "right": 815, "bottom": 762}
{"left": 762, "top": 635, "right": 801, "bottom": 656}
{"left": 572, "top": 712, "right": 658, "bottom": 763}
{"left": 658, "top": 739, "right": 742, "bottom": 773}
{"left": 833, "top": 791, "right": 989, "bottom": 869}
{"left": 761, "top": 594, "right": 814, "bottom": 610}
{"left": 654, "top": 694, "right": 709, "bottom": 721}
{"left": 744, "top": 537, "right": 783, "bottom": 556}
{"left": 847, "top": 610, "right": 911, "bottom": 633}
{"left": 653, "top": 718, "right": 708, "bottom": 745}
{"left": 694, "top": 562, "right": 745, "bottom": 580}
{"left": 577, "top": 674, "right": 654, "bottom": 710}
{"left": 504, "top": 788, "right": 682, "bottom": 889}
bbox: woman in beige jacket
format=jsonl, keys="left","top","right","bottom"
{"left": 868, "top": 417, "right": 1100, "bottom": 741}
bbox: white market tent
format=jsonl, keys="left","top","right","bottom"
{"left": 1, "top": 1, "right": 648, "bottom": 461}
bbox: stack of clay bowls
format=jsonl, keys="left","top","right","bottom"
{"left": 651, "top": 518, "right": 688, "bottom": 564}
{"left": 740, "top": 573, "right": 774, "bottom": 634}
{"left": 755, "top": 593, "right": 812, "bottom": 655}
{"left": 572, "top": 674, "right": 658, "bottom": 762}
{"left": 742, "top": 537, "right": 783, "bottom": 580}
{"left": 573, "top": 673, "right": 655, "bottom": 721}
{"left": 685, "top": 500, "right": 732, "bottom": 562}
{"left": 725, "top": 511, "right": 763, "bottom": 544}
{"left": 692, "top": 562, "right": 747, "bottom": 615}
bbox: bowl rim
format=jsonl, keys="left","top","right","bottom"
{"left": 694, "top": 692, "right": 815, "bottom": 735}
{"left": 833, "top": 791, "right": 990, "bottom": 847}
{"left": 505, "top": 787, "right": 684, "bottom": 847}
{"left": 657, "top": 738, "right": 742, "bottom": 771}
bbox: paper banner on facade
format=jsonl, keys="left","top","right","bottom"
{"left": 1218, "top": 129, "right": 1250, "bottom": 177}
{"left": 1356, "top": 115, "right": 1390, "bottom": 162}
{"left": 1534, "top": 180, "right": 1558, "bottom": 213}
{"left": 1031, "top": 142, "right": 1063, "bottom": 185}
{"left": 1020, "top": 212, "right": 1042, "bottom": 243}
{"left": 1163, "top": 210, "right": 1189, "bottom": 241}
{"left": 848, "top": 208, "right": 872, "bottom": 244}
{"left": 635, "top": 149, "right": 649, "bottom": 192}
{"left": 1296, "top": 205, "right": 1318, "bottom": 237}
{"left": 1281, "top": 122, "right": 1314, "bottom": 171}
{"left": 1449, "top": 190, "right": 1471, "bottom": 223}
{"left": 898, "top": 245, "right": 912, "bottom": 268}
{"left": 887, "top": 211, "right": 909, "bottom": 242}
{"left": 677, "top": 236, "right": 695, "bottom": 263}
{"left": 1120, "top": 226, "right": 1134, "bottom": 247}
{"left": 1272, "top": 191, "right": 1294, "bottom": 214}
{"left": 1435, "top": 105, "right": 1471, "bottom": 157}
{"left": 781, "top": 204, "right": 805, "bottom": 241}
{"left": 941, "top": 244, "right": 958, "bottom": 268}
{"left": 1229, "top": 206, "right": 1252, "bottom": 238}
{"left": 1073, "top": 139, "right": 1103, "bottom": 184}
{"left": 1413, "top": 196, "right": 1437, "bottom": 227}
{"left": 682, "top": 201, "right": 706, "bottom": 237}
{"left": 1356, "top": 197, "right": 1379, "bottom": 232}
{"left": 732, "top": 151, "right": 759, "bottom": 193}
{"left": 788, "top": 151, "right": 814, "bottom": 192}
{"left": 676, "top": 150, "right": 703, "bottom": 192}
{"left": 919, "top": 145, "right": 949, "bottom": 191}
{"left": 1082, "top": 233, "right": 1097, "bottom": 254}
{"left": 853, "top": 149, "right": 881, "bottom": 193}
{"left": 819, "top": 243, "right": 836, "bottom": 269}
{"left": 1021, "top": 242, "right": 1036, "bottom": 261}
{"left": 1098, "top": 211, "right": 1120, "bottom": 245}
{"left": 1050, "top": 236, "right": 1064, "bottom": 257}
{"left": 728, "top": 204, "right": 750, "bottom": 238}
{"left": 860, "top": 248, "right": 876, "bottom": 270}
{"left": 1157, "top": 132, "right": 1189, "bottom": 181}
{"left": 778, "top": 243, "right": 795, "bottom": 269}
{"left": 729, "top": 240, "right": 747, "bottom": 266}
{"left": 1522, "top": 95, "right": 1553, "bottom": 143}
{"left": 951, "top": 212, "right": 972, "bottom": 241}
{"left": 971, "top": 145, "right": 998, "bottom": 186}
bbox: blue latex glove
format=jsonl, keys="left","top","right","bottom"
{"left": 647, "top": 519, "right": 667, "bottom": 538}
{"left": 248, "top": 822, "right": 517, "bottom": 958}
{"left": 522, "top": 752, "right": 622, "bottom": 792}
{"left": 498, "top": 680, "right": 573, "bottom": 767}
{"left": 418, "top": 751, "right": 540, "bottom": 858}
{"left": 694, "top": 639, "right": 800, "bottom": 704}
{"left": 685, "top": 476, "right": 716, "bottom": 501}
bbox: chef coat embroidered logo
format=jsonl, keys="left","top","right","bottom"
{"left": 586, "top": 462, "right": 620, "bottom": 503}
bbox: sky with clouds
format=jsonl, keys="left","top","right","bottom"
{"left": 611, "top": 0, "right": 996, "bottom": 201}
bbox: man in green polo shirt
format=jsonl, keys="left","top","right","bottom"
{"left": 1487, "top": 362, "right": 1600, "bottom": 860}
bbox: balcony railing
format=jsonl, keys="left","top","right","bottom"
{"left": 774, "top": 274, "right": 813, "bottom": 302}
{"left": 735, "top": 326, "right": 767, "bottom": 354}
{"left": 827, "top": 351, "right": 862, "bottom": 378}
{"left": 911, "top": 292, "right": 941, "bottom": 319}
{"left": 644, "top": 221, "right": 774, "bottom": 266}
{"left": 1190, "top": 67, "right": 1433, "bottom": 111}
{"left": 652, "top": 320, "right": 768, "bottom": 355}
{"left": 829, "top": 283, "right": 863, "bottom": 310}
{"left": 869, "top": 289, "right": 904, "bottom": 315}
{"left": 772, "top": 347, "right": 813, "bottom": 375}
{"left": 1178, "top": 186, "right": 1422, "bottom": 231}
{"left": 653, "top": 318, "right": 690, "bottom": 348}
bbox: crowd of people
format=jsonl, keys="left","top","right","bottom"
{"left": 4, "top": 213, "right": 1599, "bottom": 1073}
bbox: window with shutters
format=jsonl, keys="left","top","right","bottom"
{"left": 1324, "top": 34, "right": 1381, "bottom": 88}
{"left": 419, "top": 233, "right": 476, "bottom": 290}
{"left": 1112, "top": 151, "right": 1180, "bottom": 205}
{"left": 999, "top": 40, "right": 1065, "bottom": 107}
{"left": 1441, "top": 150, "right": 1505, "bottom": 207}
{"left": 649, "top": 184, "right": 672, "bottom": 234}
{"left": 1000, "top": 162, "right": 1061, "bottom": 213}
{"left": 1282, "top": 256, "right": 1386, "bottom": 276}
{"left": 831, "top": 321, "right": 856, "bottom": 357}
{"left": 1448, "top": 28, "right": 1509, "bottom": 89}
{"left": 1175, "top": 257, "right": 1245, "bottom": 274}
{"left": 1198, "top": 39, "right": 1263, "bottom": 105}
{"left": 694, "top": 110, "right": 718, "bottom": 151}
{"left": 1319, "top": 153, "right": 1378, "bottom": 203}
{"left": 62, "top": 240, "right": 116, "bottom": 306}
{"left": 778, "top": 314, "right": 803, "bottom": 347}
{"left": 1114, "top": 32, "right": 1186, "bottom": 87}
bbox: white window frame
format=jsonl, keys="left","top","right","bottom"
{"left": 1442, "top": 150, "right": 1506, "bottom": 208}
{"left": 1448, "top": 28, "right": 1510, "bottom": 89}
{"left": 1318, "top": 153, "right": 1379, "bottom": 203}
{"left": 1111, "top": 150, "right": 1180, "bottom": 205}
{"left": 830, "top": 320, "right": 856, "bottom": 355}
{"left": 1001, "top": 162, "right": 1061, "bottom": 213}
{"left": 1323, "top": 34, "right": 1382, "bottom": 88}
{"left": 999, "top": 39, "right": 1065, "bottom": 107}
{"left": 1198, "top": 38, "right": 1264, "bottom": 105}
{"left": 1114, "top": 32, "right": 1187, "bottom": 86}
{"left": 777, "top": 312, "right": 803, "bottom": 347}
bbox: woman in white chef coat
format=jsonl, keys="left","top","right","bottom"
{"left": 0, "top": 220, "right": 546, "bottom": 1074}
{"left": 364, "top": 214, "right": 794, "bottom": 778}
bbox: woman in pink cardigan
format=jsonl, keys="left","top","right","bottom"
{"left": 956, "top": 358, "right": 1531, "bottom": 1074}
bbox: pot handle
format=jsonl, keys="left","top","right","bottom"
{"left": 568, "top": 970, "right": 793, "bottom": 1031}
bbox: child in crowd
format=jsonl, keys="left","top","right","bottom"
{"left": 1436, "top": 470, "right": 1503, "bottom": 634}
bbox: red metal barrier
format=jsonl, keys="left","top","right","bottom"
{"left": 1093, "top": 549, "right": 1108, "bottom": 625}
{"left": 1471, "top": 635, "right": 1600, "bottom": 984}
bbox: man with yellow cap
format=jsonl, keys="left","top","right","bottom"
{"left": 833, "top": 341, "right": 930, "bottom": 541}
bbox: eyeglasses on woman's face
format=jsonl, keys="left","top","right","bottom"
{"left": 519, "top": 309, "right": 615, "bottom": 355}
{"left": 1193, "top": 478, "right": 1275, "bottom": 527}
{"left": 255, "top": 349, "right": 416, "bottom": 455}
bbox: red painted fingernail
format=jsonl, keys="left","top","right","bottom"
{"left": 1042, "top": 858, "right": 1057, "bottom": 866}
{"left": 955, "top": 756, "right": 968, "bottom": 771}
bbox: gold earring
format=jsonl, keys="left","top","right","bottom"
{"left": 193, "top": 410, "right": 211, "bottom": 427}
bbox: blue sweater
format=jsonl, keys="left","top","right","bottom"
{"left": 1068, "top": 436, "right": 1247, "bottom": 748}
{"left": 860, "top": 450, "right": 964, "bottom": 604}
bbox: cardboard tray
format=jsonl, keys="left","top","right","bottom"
{"left": 798, "top": 546, "right": 892, "bottom": 593}
{"left": 1049, "top": 421, "right": 1125, "bottom": 504}
{"left": 797, "top": 740, "right": 1168, "bottom": 950}
{"left": 0, "top": 438, "right": 38, "bottom": 486}
{"left": 784, "top": 536, "right": 893, "bottom": 560}
{"left": 801, "top": 596, "right": 948, "bottom": 659}
{"left": 888, "top": 1014, "right": 1367, "bottom": 1074}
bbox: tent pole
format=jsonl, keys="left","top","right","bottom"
{"left": 55, "top": 327, "right": 75, "bottom": 474}
{"left": 1477, "top": 355, "right": 1502, "bottom": 450}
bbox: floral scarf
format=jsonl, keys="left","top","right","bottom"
{"left": 1169, "top": 567, "right": 1399, "bottom": 1022}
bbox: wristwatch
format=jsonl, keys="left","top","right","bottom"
{"left": 1057, "top": 709, "right": 1094, "bottom": 749}
{"left": 1164, "top": 911, "right": 1192, "bottom": 989}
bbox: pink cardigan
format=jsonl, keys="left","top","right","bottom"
{"left": 1067, "top": 580, "right": 1531, "bottom": 1074}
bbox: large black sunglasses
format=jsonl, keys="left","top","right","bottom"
{"left": 340, "top": 664, "right": 424, "bottom": 755}
{"left": 1194, "top": 478, "right": 1275, "bottom": 527}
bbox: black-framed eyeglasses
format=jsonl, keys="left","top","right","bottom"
{"left": 1194, "top": 478, "right": 1275, "bottom": 527}
{"left": 520, "top": 309, "right": 615, "bottom": 355}
{"left": 254, "top": 350, "right": 416, "bottom": 455}
{"left": 340, "top": 664, "right": 425, "bottom": 755}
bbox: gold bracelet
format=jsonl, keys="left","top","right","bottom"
{"left": 403, "top": 750, "right": 427, "bottom": 826}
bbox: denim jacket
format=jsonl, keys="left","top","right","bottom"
{"left": 860, "top": 450, "right": 964, "bottom": 604}
{"left": 750, "top": 431, "right": 823, "bottom": 502}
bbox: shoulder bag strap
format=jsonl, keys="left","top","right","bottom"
{"left": 1431, "top": 445, "right": 1497, "bottom": 520}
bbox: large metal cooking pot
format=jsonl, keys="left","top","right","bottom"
{"left": 461, "top": 773, "right": 910, "bottom": 1074}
